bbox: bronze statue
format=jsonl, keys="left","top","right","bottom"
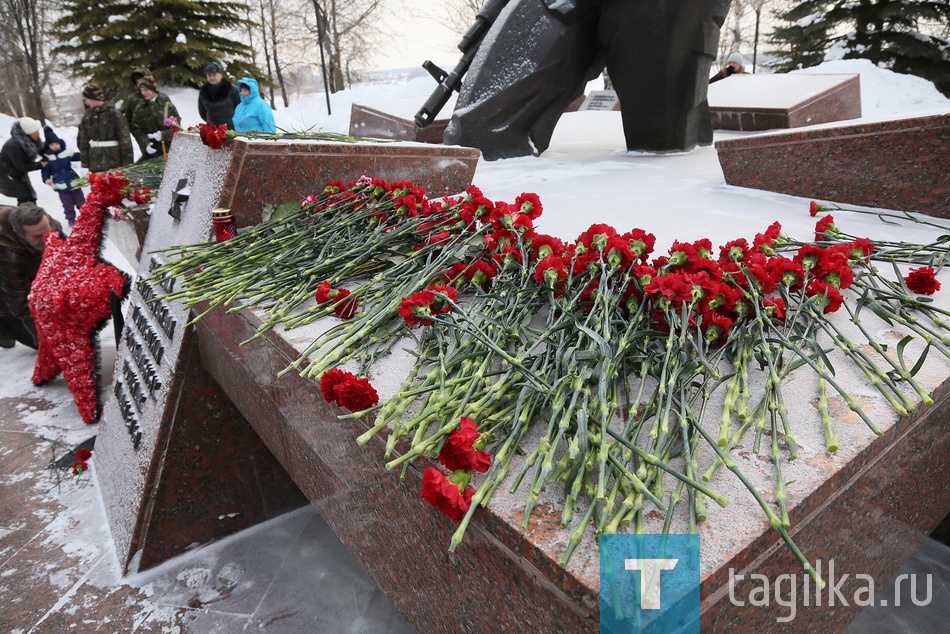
{"left": 428, "top": 0, "right": 731, "bottom": 160}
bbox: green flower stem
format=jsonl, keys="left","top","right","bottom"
{"left": 777, "top": 328, "right": 883, "bottom": 435}
{"left": 817, "top": 361, "right": 839, "bottom": 452}
{"left": 771, "top": 417, "right": 791, "bottom": 528}
{"left": 558, "top": 494, "right": 599, "bottom": 567}
{"left": 691, "top": 416, "right": 824, "bottom": 587}
{"left": 604, "top": 428, "right": 728, "bottom": 507}
{"left": 807, "top": 307, "right": 913, "bottom": 417}
{"left": 843, "top": 300, "right": 933, "bottom": 406}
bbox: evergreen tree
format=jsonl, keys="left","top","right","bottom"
{"left": 767, "top": 2, "right": 835, "bottom": 72}
{"left": 55, "top": 0, "right": 263, "bottom": 100}
{"left": 768, "top": 1, "right": 950, "bottom": 97}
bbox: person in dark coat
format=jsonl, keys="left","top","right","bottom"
{"left": 77, "top": 83, "right": 135, "bottom": 173}
{"left": 129, "top": 76, "right": 180, "bottom": 161}
{"left": 0, "top": 118, "right": 48, "bottom": 204}
{"left": 0, "top": 202, "right": 63, "bottom": 349}
{"left": 40, "top": 127, "right": 85, "bottom": 228}
{"left": 198, "top": 62, "right": 240, "bottom": 129}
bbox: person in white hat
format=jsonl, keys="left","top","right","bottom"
{"left": 710, "top": 52, "right": 748, "bottom": 83}
{"left": 0, "top": 117, "right": 48, "bottom": 204}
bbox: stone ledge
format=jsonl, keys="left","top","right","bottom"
{"left": 709, "top": 74, "right": 861, "bottom": 131}
{"left": 715, "top": 112, "right": 950, "bottom": 216}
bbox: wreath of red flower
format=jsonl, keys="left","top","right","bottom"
{"left": 29, "top": 181, "right": 130, "bottom": 423}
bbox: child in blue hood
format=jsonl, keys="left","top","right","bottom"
{"left": 232, "top": 77, "right": 277, "bottom": 133}
{"left": 40, "top": 127, "right": 85, "bottom": 227}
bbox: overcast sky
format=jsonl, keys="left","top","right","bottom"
{"left": 368, "top": 1, "right": 470, "bottom": 71}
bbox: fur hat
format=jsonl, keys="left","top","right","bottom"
{"left": 82, "top": 83, "right": 106, "bottom": 102}
{"left": 18, "top": 117, "right": 41, "bottom": 135}
{"left": 204, "top": 62, "right": 223, "bottom": 75}
{"left": 137, "top": 75, "right": 158, "bottom": 93}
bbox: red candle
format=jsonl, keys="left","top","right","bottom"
{"left": 211, "top": 208, "right": 236, "bottom": 242}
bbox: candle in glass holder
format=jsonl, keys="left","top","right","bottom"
{"left": 211, "top": 208, "right": 236, "bottom": 242}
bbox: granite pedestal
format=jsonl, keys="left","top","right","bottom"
{"left": 350, "top": 99, "right": 452, "bottom": 144}
{"left": 107, "top": 132, "right": 481, "bottom": 264}
{"left": 708, "top": 73, "right": 861, "bottom": 131}
{"left": 349, "top": 95, "right": 586, "bottom": 144}
{"left": 716, "top": 112, "right": 950, "bottom": 217}
{"left": 189, "top": 293, "right": 950, "bottom": 633}
{"left": 97, "top": 132, "right": 950, "bottom": 631}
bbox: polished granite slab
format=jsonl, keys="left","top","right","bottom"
{"left": 716, "top": 112, "right": 950, "bottom": 217}
{"left": 708, "top": 73, "right": 861, "bottom": 131}
{"left": 349, "top": 100, "right": 450, "bottom": 144}
{"left": 105, "top": 132, "right": 481, "bottom": 264}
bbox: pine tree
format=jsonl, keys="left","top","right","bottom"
{"left": 767, "top": 2, "right": 835, "bottom": 72}
{"left": 55, "top": 0, "right": 263, "bottom": 99}
{"left": 768, "top": 1, "right": 950, "bottom": 97}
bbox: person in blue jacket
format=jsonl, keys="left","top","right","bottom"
{"left": 40, "top": 127, "right": 85, "bottom": 228}
{"left": 232, "top": 77, "right": 276, "bottom": 133}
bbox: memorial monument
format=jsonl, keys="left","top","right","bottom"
{"left": 430, "top": 0, "right": 731, "bottom": 159}
{"left": 88, "top": 64, "right": 949, "bottom": 631}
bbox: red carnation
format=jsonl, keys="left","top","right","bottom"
{"left": 439, "top": 417, "right": 492, "bottom": 473}
{"left": 514, "top": 192, "right": 543, "bottom": 219}
{"left": 315, "top": 282, "right": 358, "bottom": 319}
{"left": 197, "top": 122, "right": 229, "bottom": 149}
{"left": 533, "top": 254, "right": 569, "bottom": 289}
{"left": 315, "top": 281, "right": 334, "bottom": 303}
{"left": 332, "top": 290, "right": 358, "bottom": 319}
{"left": 644, "top": 272, "right": 694, "bottom": 309}
{"left": 420, "top": 467, "right": 475, "bottom": 523}
{"left": 334, "top": 376, "right": 379, "bottom": 411}
{"left": 399, "top": 285, "right": 459, "bottom": 327}
{"left": 320, "top": 368, "right": 352, "bottom": 402}
{"left": 576, "top": 223, "right": 618, "bottom": 253}
{"left": 806, "top": 280, "right": 844, "bottom": 314}
{"left": 71, "top": 460, "right": 89, "bottom": 476}
{"left": 814, "top": 214, "right": 837, "bottom": 240}
{"left": 809, "top": 201, "right": 831, "bottom": 217}
{"left": 400, "top": 290, "right": 436, "bottom": 326}
{"left": 905, "top": 267, "right": 941, "bottom": 295}
{"left": 622, "top": 228, "right": 656, "bottom": 261}
{"left": 75, "top": 448, "right": 92, "bottom": 461}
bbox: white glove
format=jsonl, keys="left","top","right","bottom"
{"left": 145, "top": 141, "right": 158, "bottom": 155}
{"left": 147, "top": 131, "right": 164, "bottom": 141}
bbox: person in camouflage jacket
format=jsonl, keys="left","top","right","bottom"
{"left": 129, "top": 76, "right": 180, "bottom": 161}
{"left": 77, "top": 84, "right": 134, "bottom": 173}
{"left": 121, "top": 66, "right": 150, "bottom": 125}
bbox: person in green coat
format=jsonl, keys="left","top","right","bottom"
{"left": 121, "top": 67, "right": 151, "bottom": 125}
{"left": 129, "top": 76, "right": 180, "bottom": 161}
{"left": 77, "top": 84, "right": 135, "bottom": 173}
